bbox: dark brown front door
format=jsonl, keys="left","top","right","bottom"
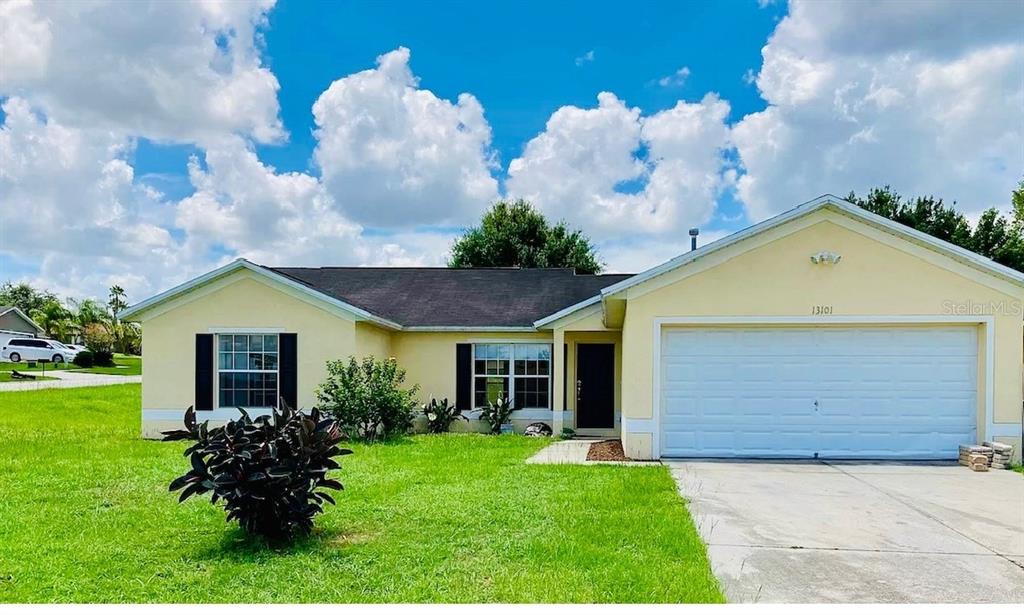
{"left": 576, "top": 343, "right": 615, "bottom": 429}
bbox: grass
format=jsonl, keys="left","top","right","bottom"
{"left": 68, "top": 355, "right": 141, "bottom": 376}
{"left": 0, "top": 385, "right": 722, "bottom": 603}
{"left": 0, "top": 372, "right": 56, "bottom": 383}
{"left": 0, "top": 361, "right": 70, "bottom": 373}
{"left": 0, "top": 354, "right": 141, "bottom": 376}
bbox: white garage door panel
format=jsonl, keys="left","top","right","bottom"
{"left": 660, "top": 326, "right": 978, "bottom": 459}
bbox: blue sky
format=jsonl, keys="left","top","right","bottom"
{"left": 257, "top": 1, "right": 780, "bottom": 175}
{"left": 1, "top": 0, "right": 1020, "bottom": 300}
{"left": 135, "top": 0, "right": 784, "bottom": 226}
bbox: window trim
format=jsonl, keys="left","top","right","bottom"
{"left": 215, "top": 332, "right": 280, "bottom": 410}
{"left": 471, "top": 342, "right": 552, "bottom": 411}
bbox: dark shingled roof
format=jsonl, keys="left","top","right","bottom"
{"left": 264, "top": 266, "right": 634, "bottom": 327}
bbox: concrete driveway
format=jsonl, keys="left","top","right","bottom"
{"left": 667, "top": 460, "right": 1024, "bottom": 603}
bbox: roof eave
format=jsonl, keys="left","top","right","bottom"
{"left": 600, "top": 194, "right": 1024, "bottom": 299}
{"left": 402, "top": 325, "right": 539, "bottom": 332}
{"left": 120, "top": 258, "right": 403, "bottom": 330}
{"left": 533, "top": 294, "right": 603, "bottom": 329}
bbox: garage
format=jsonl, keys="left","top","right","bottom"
{"left": 659, "top": 325, "right": 978, "bottom": 459}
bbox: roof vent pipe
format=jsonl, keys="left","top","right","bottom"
{"left": 689, "top": 228, "right": 700, "bottom": 251}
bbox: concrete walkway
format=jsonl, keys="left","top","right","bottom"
{"left": 526, "top": 439, "right": 660, "bottom": 466}
{"left": 0, "top": 370, "right": 141, "bottom": 392}
{"left": 668, "top": 460, "right": 1024, "bottom": 603}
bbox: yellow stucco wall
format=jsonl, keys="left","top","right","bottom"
{"left": 355, "top": 322, "right": 392, "bottom": 359}
{"left": 391, "top": 331, "right": 553, "bottom": 403}
{"left": 619, "top": 210, "right": 1024, "bottom": 459}
{"left": 139, "top": 270, "right": 360, "bottom": 416}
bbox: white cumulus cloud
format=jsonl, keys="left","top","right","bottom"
{"left": 312, "top": 47, "right": 499, "bottom": 228}
{"left": 0, "top": 98, "right": 191, "bottom": 299}
{"left": 733, "top": 0, "right": 1024, "bottom": 221}
{"left": 507, "top": 91, "right": 732, "bottom": 242}
{"left": 0, "top": 0, "right": 284, "bottom": 145}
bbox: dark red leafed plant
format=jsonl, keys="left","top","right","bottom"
{"left": 162, "top": 402, "right": 352, "bottom": 540}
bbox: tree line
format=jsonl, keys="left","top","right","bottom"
{"left": 447, "top": 183, "right": 1024, "bottom": 273}
{"left": 0, "top": 283, "right": 140, "bottom": 355}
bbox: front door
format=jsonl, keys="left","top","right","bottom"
{"left": 576, "top": 343, "right": 615, "bottom": 429}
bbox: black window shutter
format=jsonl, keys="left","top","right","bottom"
{"left": 195, "top": 334, "right": 214, "bottom": 411}
{"left": 456, "top": 343, "right": 472, "bottom": 410}
{"left": 279, "top": 333, "right": 298, "bottom": 409}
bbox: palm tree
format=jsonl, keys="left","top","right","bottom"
{"left": 108, "top": 285, "right": 127, "bottom": 323}
{"left": 30, "top": 300, "right": 74, "bottom": 341}
{"left": 64, "top": 298, "right": 110, "bottom": 343}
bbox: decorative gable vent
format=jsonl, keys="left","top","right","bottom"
{"left": 810, "top": 251, "right": 842, "bottom": 265}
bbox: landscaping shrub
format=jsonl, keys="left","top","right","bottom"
{"left": 421, "top": 397, "right": 467, "bottom": 433}
{"left": 316, "top": 356, "right": 419, "bottom": 442}
{"left": 162, "top": 403, "right": 351, "bottom": 540}
{"left": 478, "top": 397, "right": 515, "bottom": 434}
{"left": 91, "top": 350, "right": 115, "bottom": 367}
{"left": 71, "top": 350, "right": 95, "bottom": 368}
{"left": 83, "top": 323, "right": 116, "bottom": 366}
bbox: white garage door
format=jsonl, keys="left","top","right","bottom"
{"left": 660, "top": 326, "right": 978, "bottom": 459}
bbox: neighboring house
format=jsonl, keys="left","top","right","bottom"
{"left": 0, "top": 305, "right": 44, "bottom": 342}
{"left": 123, "top": 196, "right": 1024, "bottom": 460}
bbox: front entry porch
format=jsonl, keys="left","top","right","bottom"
{"left": 551, "top": 322, "right": 622, "bottom": 438}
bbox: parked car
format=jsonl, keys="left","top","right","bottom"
{"left": 1, "top": 338, "right": 79, "bottom": 364}
{"left": 62, "top": 343, "right": 87, "bottom": 353}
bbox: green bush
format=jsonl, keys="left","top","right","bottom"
{"left": 91, "top": 350, "right": 115, "bottom": 367}
{"left": 83, "top": 323, "right": 116, "bottom": 366}
{"left": 72, "top": 350, "right": 95, "bottom": 368}
{"left": 162, "top": 403, "right": 351, "bottom": 541}
{"left": 478, "top": 397, "right": 514, "bottom": 434}
{"left": 421, "top": 397, "right": 467, "bottom": 433}
{"left": 316, "top": 356, "right": 419, "bottom": 442}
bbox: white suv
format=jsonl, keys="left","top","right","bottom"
{"left": 1, "top": 338, "right": 78, "bottom": 364}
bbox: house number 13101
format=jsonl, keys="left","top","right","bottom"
{"left": 811, "top": 305, "right": 833, "bottom": 315}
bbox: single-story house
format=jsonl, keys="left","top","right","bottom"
{"left": 123, "top": 195, "right": 1024, "bottom": 460}
{"left": 0, "top": 305, "right": 44, "bottom": 341}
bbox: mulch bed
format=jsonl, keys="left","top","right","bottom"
{"left": 586, "top": 439, "right": 631, "bottom": 461}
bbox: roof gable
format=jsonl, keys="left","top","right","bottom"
{"left": 602, "top": 194, "right": 1024, "bottom": 300}
{"left": 120, "top": 259, "right": 403, "bottom": 328}
{"left": 0, "top": 306, "right": 44, "bottom": 334}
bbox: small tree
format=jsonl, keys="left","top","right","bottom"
{"left": 83, "top": 323, "right": 116, "bottom": 366}
{"left": 448, "top": 199, "right": 602, "bottom": 273}
{"left": 316, "top": 356, "right": 419, "bottom": 442}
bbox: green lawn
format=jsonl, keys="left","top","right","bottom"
{"left": 0, "top": 385, "right": 722, "bottom": 603}
{"left": 0, "top": 354, "right": 141, "bottom": 376}
{"left": 0, "top": 372, "right": 56, "bottom": 383}
{"left": 68, "top": 354, "right": 141, "bottom": 376}
{"left": 0, "top": 361, "right": 69, "bottom": 373}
